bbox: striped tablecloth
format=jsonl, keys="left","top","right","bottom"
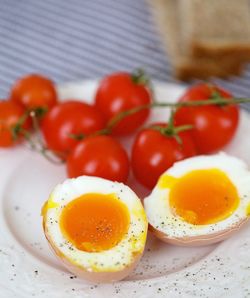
{"left": 0, "top": 0, "right": 250, "bottom": 107}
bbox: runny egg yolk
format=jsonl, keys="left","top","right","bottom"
{"left": 169, "top": 169, "right": 240, "bottom": 225}
{"left": 60, "top": 193, "right": 130, "bottom": 252}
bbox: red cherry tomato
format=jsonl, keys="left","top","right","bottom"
{"left": 0, "top": 101, "right": 31, "bottom": 147}
{"left": 10, "top": 74, "right": 57, "bottom": 110}
{"left": 67, "top": 135, "right": 129, "bottom": 183}
{"left": 174, "top": 83, "right": 239, "bottom": 154}
{"left": 41, "top": 100, "right": 105, "bottom": 156}
{"left": 131, "top": 124, "right": 197, "bottom": 189}
{"left": 95, "top": 72, "right": 151, "bottom": 135}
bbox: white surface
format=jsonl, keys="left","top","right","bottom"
{"left": 0, "top": 81, "right": 250, "bottom": 298}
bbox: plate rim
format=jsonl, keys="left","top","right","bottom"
{"left": 0, "top": 79, "right": 250, "bottom": 298}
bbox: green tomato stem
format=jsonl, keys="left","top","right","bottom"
{"left": 106, "top": 97, "right": 250, "bottom": 133}
{"left": 20, "top": 127, "right": 64, "bottom": 164}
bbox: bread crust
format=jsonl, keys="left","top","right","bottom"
{"left": 179, "top": 0, "right": 250, "bottom": 60}
{"left": 175, "top": 59, "right": 242, "bottom": 81}
{"left": 148, "top": 0, "right": 244, "bottom": 81}
{"left": 192, "top": 42, "right": 250, "bottom": 60}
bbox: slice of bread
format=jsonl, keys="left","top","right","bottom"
{"left": 149, "top": 0, "right": 243, "bottom": 80}
{"left": 179, "top": 0, "right": 250, "bottom": 59}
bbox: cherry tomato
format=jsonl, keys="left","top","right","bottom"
{"left": 94, "top": 72, "right": 151, "bottom": 135}
{"left": 67, "top": 135, "right": 129, "bottom": 182}
{"left": 174, "top": 83, "right": 239, "bottom": 154}
{"left": 41, "top": 100, "right": 105, "bottom": 156}
{"left": 0, "top": 101, "right": 31, "bottom": 147}
{"left": 10, "top": 74, "right": 57, "bottom": 110}
{"left": 131, "top": 124, "right": 197, "bottom": 189}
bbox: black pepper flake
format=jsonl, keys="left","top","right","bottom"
{"left": 34, "top": 270, "right": 38, "bottom": 275}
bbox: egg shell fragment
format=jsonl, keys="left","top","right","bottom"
{"left": 149, "top": 217, "right": 249, "bottom": 246}
{"left": 44, "top": 229, "right": 143, "bottom": 283}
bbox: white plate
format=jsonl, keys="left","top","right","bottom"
{"left": 0, "top": 81, "right": 250, "bottom": 298}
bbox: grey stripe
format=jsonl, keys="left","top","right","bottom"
{"left": 0, "top": 0, "right": 249, "bottom": 103}
{"left": 0, "top": 2, "right": 167, "bottom": 70}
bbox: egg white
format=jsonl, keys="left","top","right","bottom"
{"left": 42, "top": 176, "right": 147, "bottom": 273}
{"left": 144, "top": 152, "right": 250, "bottom": 239}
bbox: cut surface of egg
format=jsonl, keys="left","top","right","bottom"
{"left": 144, "top": 153, "right": 250, "bottom": 246}
{"left": 42, "top": 176, "right": 148, "bottom": 283}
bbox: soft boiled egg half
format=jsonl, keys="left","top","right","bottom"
{"left": 41, "top": 176, "right": 148, "bottom": 283}
{"left": 144, "top": 153, "right": 250, "bottom": 246}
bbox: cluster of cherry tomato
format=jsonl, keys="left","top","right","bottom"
{"left": 0, "top": 72, "right": 239, "bottom": 189}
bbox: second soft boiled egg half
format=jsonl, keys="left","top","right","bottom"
{"left": 41, "top": 176, "right": 148, "bottom": 283}
{"left": 144, "top": 153, "right": 250, "bottom": 246}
